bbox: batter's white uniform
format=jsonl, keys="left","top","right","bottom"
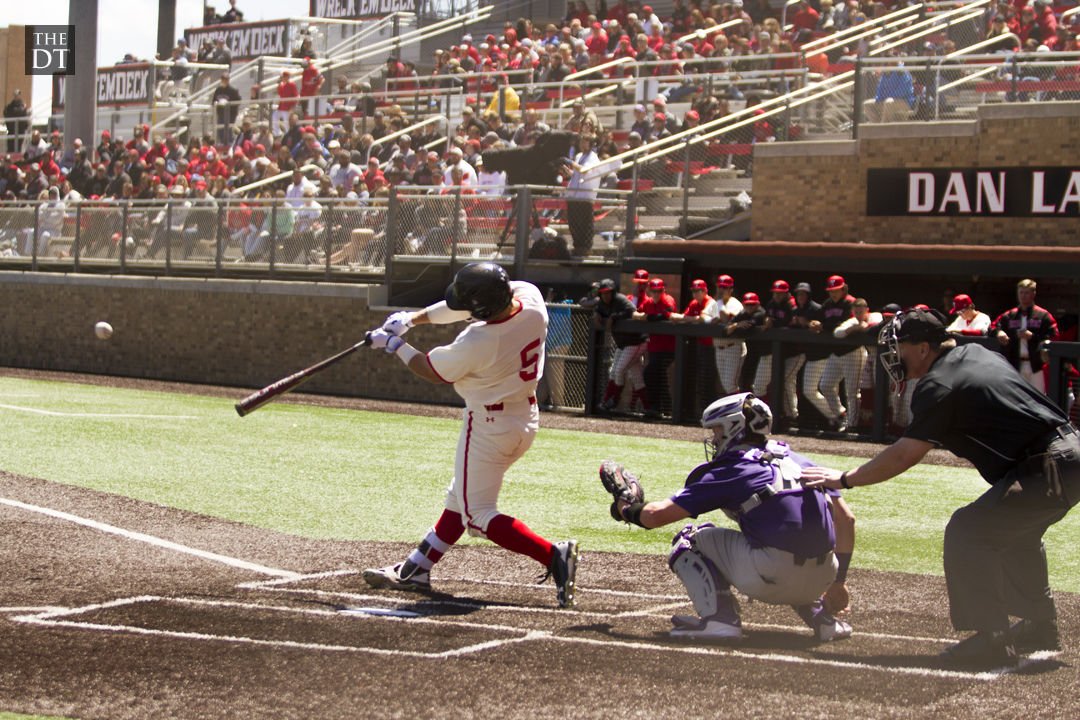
{"left": 425, "top": 281, "right": 547, "bottom": 537}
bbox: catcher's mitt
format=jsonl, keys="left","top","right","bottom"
{"left": 600, "top": 460, "right": 645, "bottom": 523}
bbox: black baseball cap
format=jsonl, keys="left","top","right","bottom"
{"left": 896, "top": 308, "right": 948, "bottom": 343}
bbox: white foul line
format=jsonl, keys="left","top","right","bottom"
{"left": 0, "top": 497, "right": 298, "bottom": 579}
{"left": 0, "top": 403, "right": 197, "bottom": 420}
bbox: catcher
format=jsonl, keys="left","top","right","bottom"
{"left": 600, "top": 392, "right": 855, "bottom": 641}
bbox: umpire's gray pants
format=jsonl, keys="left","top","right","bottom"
{"left": 943, "top": 429, "right": 1080, "bottom": 632}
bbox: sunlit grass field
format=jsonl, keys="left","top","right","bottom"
{"left": 2, "top": 375, "right": 1078, "bottom": 591}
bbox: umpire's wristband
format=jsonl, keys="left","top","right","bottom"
{"left": 622, "top": 502, "right": 648, "bottom": 528}
{"left": 839, "top": 471, "right": 853, "bottom": 489}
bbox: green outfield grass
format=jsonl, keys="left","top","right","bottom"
{"left": 2, "top": 375, "right": 1079, "bottom": 591}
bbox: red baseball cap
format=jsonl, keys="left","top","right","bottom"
{"left": 691, "top": 278, "right": 708, "bottom": 290}
{"left": 717, "top": 274, "right": 734, "bottom": 288}
{"left": 952, "top": 294, "right": 973, "bottom": 312}
{"left": 633, "top": 269, "right": 650, "bottom": 283}
{"left": 742, "top": 292, "right": 760, "bottom": 305}
{"left": 685, "top": 109, "right": 699, "bottom": 121}
{"left": 826, "top": 274, "right": 846, "bottom": 290}
{"left": 771, "top": 279, "right": 790, "bottom": 292}
{"left": 648, "top": 278, "right": 665, "bottom": 290}
{"left": 653, "top": 112, "right": 667, "bottom": 122}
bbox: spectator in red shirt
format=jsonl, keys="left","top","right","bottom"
{"left": 273, "top": 70, "right": 299, "bottom": 137}
{"left": 792, "top": 0, "right": 820, "bottom": 32}
{"left": 299, "top": 57, "right": 324, "bottom": 116}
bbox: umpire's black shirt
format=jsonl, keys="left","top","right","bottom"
{"left": 904, "top": 342, "right": 1067, "bottom": 483}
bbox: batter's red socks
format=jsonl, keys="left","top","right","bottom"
{"left": 485, "top": 514, "right": 553, "bottom": 566}
{"left": 406, "top": 509, "right": 465, "bottom": 571}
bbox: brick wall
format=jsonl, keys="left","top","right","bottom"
{"left": 753, "top": 102, "right": 1080, "bottom": 245}
{"left": 0, "top": 272, "right": 462, "bottom": 405}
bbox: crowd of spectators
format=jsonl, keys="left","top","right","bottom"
{"left": 589, "top": 272, "right": 1073, "bottom": 430}
{"left": 2, "top": 0, "right": 1077, "bottom": 260}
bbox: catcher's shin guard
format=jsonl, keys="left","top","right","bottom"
{"left": 668, "top": 524, "right": 731, "bottom": 619}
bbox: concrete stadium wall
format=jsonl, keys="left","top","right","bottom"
{"left": 752, "top": 102, "right": 1080, "bottom": 245}
{"left": 0, "top": 272, "right": 462, "bottom": 405}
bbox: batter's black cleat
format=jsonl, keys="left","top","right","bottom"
{"left": 542, "top": 540, "right": 579, "bottom": 608}
{"left": 940, "top": 630, "right": 1017, "bottom": 669}
{"left": 1009, "top": 618, "right": 1061, "bottom": 653}
{"left": 362, "top": 561, "right": 431, "bottom": 592}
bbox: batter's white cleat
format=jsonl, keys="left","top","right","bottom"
{"left": 362, "top": 562, "right": 431, "bottom": 592}
{"left": 669, "top": 613, "right": 743, "bottom": 640}
{"left": 544, "top": 540, "right": 579, "bottom": 608}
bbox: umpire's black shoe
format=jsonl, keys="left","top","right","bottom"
{"left": 940, "top": 630, "right": 1017, "bottom": 669}
{"left": 1010, "top": 618, "right": 1061, "bottom": 653}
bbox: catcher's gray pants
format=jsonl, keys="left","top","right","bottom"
{"left": 714, "top": 340, "right": 746, "bottom": 395}
{"left": 752, "top": 354, "right": 805, "bottom": 419}
{"left": 695, "top": 526, "right": 838, "bottom": 606}
{"left": 943, "top": 427, "right": 1080, "bottom": 633}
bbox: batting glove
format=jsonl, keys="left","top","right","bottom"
{"left": 382, "top": 311, "right": 415, "bottom": 337}
{"left": 368, "top": 329, "right": 406, "bottom": 354}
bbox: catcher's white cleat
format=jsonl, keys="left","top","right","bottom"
{"left": 815, "top": 617, "right": 852, "bottom": 643}
{"left": 669, "top": 613, "right": 743, "bottom": 640}
{"left": 362, "top": 562, "right": 431, "bottom": 592}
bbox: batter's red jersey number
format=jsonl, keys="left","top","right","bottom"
{"left": 519, "top": 338, "right": 542, "bottom": 381}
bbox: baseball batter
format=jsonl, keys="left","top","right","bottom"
{"left": 364, "top": 262, "right": 579, "bottom": 608}
{"left": 602, "top": 393, "right": 855, "bottom": 642}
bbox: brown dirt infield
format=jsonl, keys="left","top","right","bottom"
{"left": 0, "top": 370, "right": 1076, "bottom": 719}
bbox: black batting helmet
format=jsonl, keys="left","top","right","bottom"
{"left": 445, "top": 262, "right": 512, "bottom": 320}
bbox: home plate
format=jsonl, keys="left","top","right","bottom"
{"left": 340, "top": 606, "right": 422, "bottom": 618}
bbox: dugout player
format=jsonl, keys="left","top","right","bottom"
{"left": 595, "top": 278, "right": 649, "bottom": 412}
{"left": 804, "top": 308, "right": 1080, "bottom": 667}
{"left": 752, "top": 280, "right": 802, "bottom": 429}
{"left": 606, "top": 392, "right": 855, "bottom": 642}
{"left": 364, "top": 262, "right": 579, "bottom": 608}
{"left": 994, "top": 278, "right": 1059, "bottom": 394}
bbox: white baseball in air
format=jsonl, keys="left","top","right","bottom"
{"left": 94, "top": 321, "right": 113, "bottom": 340}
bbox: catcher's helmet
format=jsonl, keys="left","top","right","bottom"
{"left": 445, "top": 262, "right": 512, "bottom": 320}
{"left": 701, "top": 392, "right": 773, "bottom": 460}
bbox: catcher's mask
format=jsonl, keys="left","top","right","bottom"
{"left": 701, "top": 392, "right": 772, "bottom": 461}
{"left": 445, "top": 261, "right": 512, "bottom": 320}
{"left": 878, "top": 308, "right": 949, "bottom": 387}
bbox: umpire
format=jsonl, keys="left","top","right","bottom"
{"left": 803, "top": 308, "right": 1079, "bottom": 668}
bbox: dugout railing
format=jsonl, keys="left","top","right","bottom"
{"left": 584, "top": 323, "right": 1012, "bottom": 440}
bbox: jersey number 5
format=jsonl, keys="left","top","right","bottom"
{"left": 519, "top": 338, "right": 542, "bottom": 381}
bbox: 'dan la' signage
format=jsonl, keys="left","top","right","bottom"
{"left": 867, "top": 168, "right": 1080, "bottom": 218}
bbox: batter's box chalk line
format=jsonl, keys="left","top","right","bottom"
{"left": 9, "top": 593, "right": 1049, "bottom": 678}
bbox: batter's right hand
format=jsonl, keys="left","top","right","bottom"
{"left": 382, "top": 311, "right": 414, "bottom": 337}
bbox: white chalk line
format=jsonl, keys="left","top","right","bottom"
{"left": 232, "top": 573, "right": 1013, "bottom": 651}
{"left": 0, "top": 497, "right": 298, "bottom": 579}
{"left": 12, "top": 593, "right": 1045, "bottom": 679}
{"left": 0, "top": 402, "right": 197, "bottom": 420}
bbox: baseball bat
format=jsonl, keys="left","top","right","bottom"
{"left": 235, "top": 333, "right": 372, "bottom": 417}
